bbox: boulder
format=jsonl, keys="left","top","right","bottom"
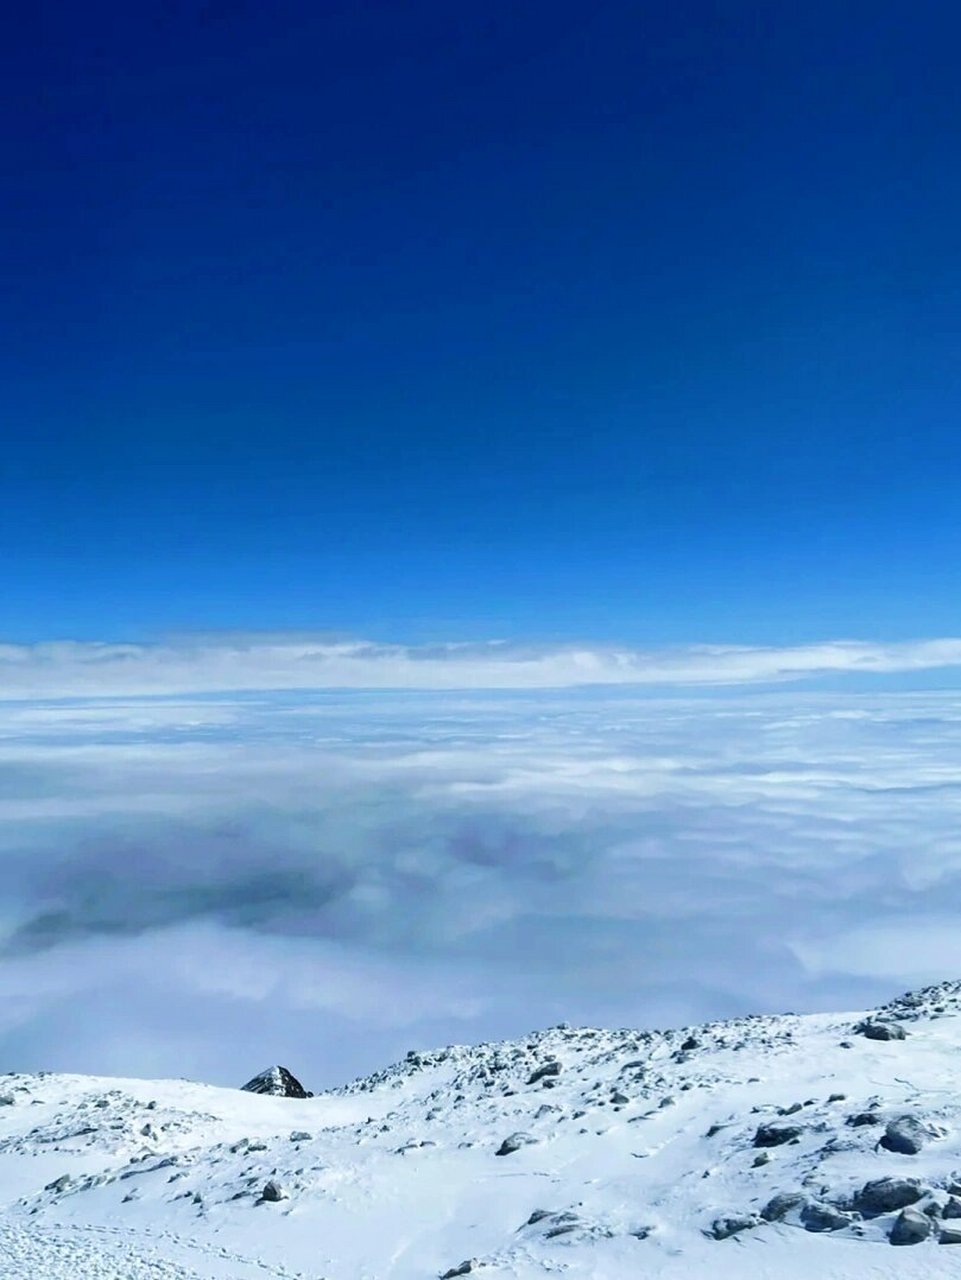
{"left": 753, "top": 1122, "right": 803, "bottom": 1148}
{"left": 943, "top": 1196, "right": 961, "bottom": 1219}
{"left": 852, "top": 1177, "right": 925, "bottom": 1215}
{"left": 800, "top": 1201, "right": 856, "bottom": 1233}
{"left": 710, "top": 1214, "right": 761, "bottom": 1240}
{"left": 880, "top": 1115, "right": 930, "bottom": 1155}
{"left": 440, "top": 1261, "right": 473, "bottom": 1278}
{"left": 260, "top": 1180, "right": 288, "bottom": 1203}
{"left": 761, "top": 1192, "right": 806, "bottom": 1222}
{"left": 940, "top": 1224, "right": 961, "bottom": 1245}
{"left": 890, "top": 1207, "right": 932, "bottom": 1245}
{"left": 495, "top": 1132, "right": 538, "bottom": 1156}
{"left": 856, "top": 1020, "right": 907, "bottom": 1041}
{"left": 527, "top": 1061, "right": 561, "bottom": 1085}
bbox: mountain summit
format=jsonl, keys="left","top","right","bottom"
{"left": 240, "top": 1065, "right": 310, "bottom": 1099}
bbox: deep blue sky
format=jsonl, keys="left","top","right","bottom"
{"left": 4, "top": 1, "right": 961, "bottom": 646}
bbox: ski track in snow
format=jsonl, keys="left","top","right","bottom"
{"left": 6, "top": 984, "right": 961, "bottom": 1277}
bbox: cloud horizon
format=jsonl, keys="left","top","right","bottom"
{"left": 3, "top": 685, "right": 961, "bottom": 1086}
{"left": 4, "top": 634, "right": 961, "bottom": 699}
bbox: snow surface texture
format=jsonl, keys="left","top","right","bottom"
{"left": 6, "top": 984, "right": 961, "bottom": 1278}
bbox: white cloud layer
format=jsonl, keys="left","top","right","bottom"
{"left": 1, "top": 687, "right": 960, "bottom": 1087}
{"left": 4, "top": 634, "right": 961, "bottom": 696}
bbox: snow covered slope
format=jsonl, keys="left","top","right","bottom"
{"left": 5, "top": 984, "right": 961, "bottom": 1278}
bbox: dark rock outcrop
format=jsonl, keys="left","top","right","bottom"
{"left": 241, "top": 1066, "right": 310, "bottom": 1099}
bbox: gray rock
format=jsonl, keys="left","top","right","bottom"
{"left": 943, "top": 1197, "right": 961, "bottom": 1219}
{"left": 710, "top": 1214, "right": 761, "bottom": 1240}
{"left": 527, "top": 1062, "right": 561, "bottom": 1085}
{"left": 940, "top": 1224, "right": 961, "bottom": 1245}
{"left": 857, "top": 1020, "right": 907, "bottom": 1041}
{"left": 846, "top": 1111, "right": 881, "bottom": 1127}
{"left": 440, "top": 1261, "right": 473, "bottom": 1278}
{"left": 881, "top": 1115, "right": 930, "bottom": 1155}
{"left": 495, "top": 1132, "right": 538, "bottom": 1156}
{"left": 44, "top": 1175, "right": 72, "bottom": 1194}
{"left": 753, "top": 1122, "right": 803, "bottom": 1148}
{"left": 890, "top": 1207, "right": 932, "bottom": 1245}
{"left": 289, "top": 1131, "right": 312, "bottom": 1143}
{"left": 761, "top": 1192, "right": 806, "bottom": 1222}
{"left": 260, "top": 1180, "right": 288, "bottom": 1203}
{"left": 852, "top": 1177, "right": 925, "bottom": 1215}
{"left": 800, "top": 1201, "right": 856, "bottom": 1232}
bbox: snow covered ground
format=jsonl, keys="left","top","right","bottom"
{"left": 5, "top": 983, "right": 961, "bottom": 1278}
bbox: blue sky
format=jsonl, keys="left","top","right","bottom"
{"left": 5, "top": 1, "right": 961, "bottom": 647}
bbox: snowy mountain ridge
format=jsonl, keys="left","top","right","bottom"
{"left": 4, "top": 983, "right": 961, "bottom": 1278}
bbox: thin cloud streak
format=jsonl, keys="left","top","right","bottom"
{"left": 4, "top": 636, "right": 961, "bottom": 697}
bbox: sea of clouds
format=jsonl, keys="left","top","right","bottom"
{"left": 1, "top": 681, "right": 961, "bottom": 1088}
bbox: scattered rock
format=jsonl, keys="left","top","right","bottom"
{"left": 260, "top": 1180, "right": 288, "bottom": 1203}
{"left": 853, "top": 1177, "right": 925, "bottom": 1215}
{"left": 241, "top": 1066, "right": 310, "bottom": 1099}
{"left": 289, "top": 1131, "right": 312, "bottom": 1143}
{"left": 711, "top": 1214, "right": 761, "bottom": 1239}
{"left": 681, "top": 1036, "right": 699, "bottom": 1052}
{"left": 800, "top": 1201, "right": 856, "bottom": 1233}
{"left": 890, "top": 1207, "right": 932, "bottom": 1245}
{"left": 752, "top": 1151, "right": 770, "bottom": 1168}
{"left": 440, "top": 1261, "right": 473, "bottom": 1277}
{"left": 753, "top": 1123, "right": 803, "bottom": 1148}
{"left": 527, "top": 1062, "right": 561, "bottom": 1086}
{"left": 940, "top": 1224, "right": 961, "bottom": 1245}
{"left": 44, "top": 1175, "right": 72, "bottom": 1194}
{"left": 880, "top": 1115, "right": 930, "bottom": 1155}
{"left": 761, "top": 1192, "right": 806, "bottom": 1222}
{"left": 495, "top": 1132, "right": 538, "bottom": 1156}
{"left": 943, "top": 1196, "right": 961, "bottom": 1219}
{"left": 846, "top": 1111, "right": 881, "bottom": 1127}
{"left": 856, "top": 1021, "right": 907, "bottom": 1042}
